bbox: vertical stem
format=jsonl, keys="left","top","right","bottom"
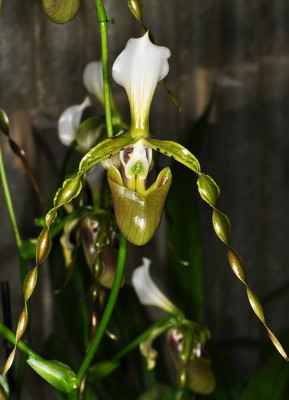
{"left": 0, "top": 139, "right": 22, "bottom": 249}
{"left": 75, "top": 266, "right": 89, "bottom": 350}
{"left": 76, "top": 234, "right": 127, "bottom": 383}
{"left": 94, "top": 0, "right": 114, "bottom": 138}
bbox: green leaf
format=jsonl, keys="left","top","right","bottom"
{"left": 166, "top": 160, "right": 203, "bottom": 322}
{"left": 211, "top": 355, "right": 243, "bottom": 400}
{"left": 87, "top": 360, "right": 120, "bottom": 383}
{"left": 27, "top": 356, "right": 78, "bottom": 393}
{"left": 20, "top": 238, "right": 37, "bottom": 260}
{"left": 240, "top": 350, "right": 289, "bottom": 400}
{"left": 0, "top": 375, "right": 9, "bottom": 399}
{"left": 163, "top": 385, "right": 187, "bottom": 400}
{"left": 137, "top": 384, "right": 170, "bottom": 400}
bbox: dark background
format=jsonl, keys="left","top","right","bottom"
{"left": 0, "top": 0, "right": 289, "bottom": 398}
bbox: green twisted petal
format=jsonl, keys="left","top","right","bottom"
{"left": 146, "top": 138, "right": 288, "bottom": 361}
{"left": 3, "top": 136, "right": 137, "bottom": 376}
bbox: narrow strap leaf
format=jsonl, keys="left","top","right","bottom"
{"left": 197, "top": 172, "right": 288, "bottom": 360}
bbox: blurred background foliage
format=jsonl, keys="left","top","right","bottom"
{"left": 0, "top": 0, "right": 289, "bottom": 398}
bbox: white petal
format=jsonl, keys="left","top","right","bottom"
{"left": 112, "top": 32, "right": 170, "bottom": 131}
{"left": 132, "top": 258, "right": 176, "bottom": 314}
{"left": 58, "top": 97, "right": 91, "bottom": 146}
{"left": 83, "top": 61, "right": 104, "bottom": 105}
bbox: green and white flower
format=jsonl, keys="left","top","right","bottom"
{"left": 112, "top": 31, "right": 170, "bottom": 136}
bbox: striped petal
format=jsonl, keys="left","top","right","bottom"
{"left": 112, "top": 32, "right": 170, "bottom": 134}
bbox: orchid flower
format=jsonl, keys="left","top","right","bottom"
{"left": 132, "top": 258, "right": 182, "bottom": 316}
{"left": 83, "top": 60, "right": 123, "bottom": 128}
{"left": 38, "top": 31, "right": 287, "bottom": 361}
{"left": 83, "top": 61, "right": 105, "bottom": 106}
{"left": 131, "top": 258, "right": 214, "bottom": 392}
{"left": 58, "top": 96, "right": 91, "bottom": 146}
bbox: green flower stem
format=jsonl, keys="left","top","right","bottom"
{"left": 0, "top": 139, "right": 21, "bottom": 249}
{"left": 0, "top": 321, "right": 38, "bottom": 359}
{"left": 94, "top": 0, "right": 114, "bottom": 138}
{"left": 112, "top": 315, "right": 178, "bottom": 362}
{"left": 75, "top": 266, "right": 89, "bottom": 350}
{"left": 75, "top": 234, "right": 127, "bottom": 383}
{"left": 68, "top": 391, "right": 79, "bottom": 400}
{"left": 16, "top": 352, "right": 27, "bottom": 389}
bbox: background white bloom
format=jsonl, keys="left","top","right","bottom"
{"left": 132, "top": 258, "right": 180, "bottom": 315}
{"left": 83, "top": 61, "right": 104, "bottom": 105}
{"left": 58, "top": 97, "right": 91, "bottom": 146}
{"left": 112, "top": 32, "right": 170, "bottom": 132}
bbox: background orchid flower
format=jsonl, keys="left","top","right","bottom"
{"left": 83, "top": 60, "right": 123, "bottom": 127}
{"left": 58, "top": 96, "right": 91, "bottom": 146}
{"left": 132, "top": 258, "right": 213, "bottom": 391}
{"left": 132, "top": 258, "right": 182, "bottom": 317}
{"left": 83, "top": 61, "right": 105, "bottom": 106}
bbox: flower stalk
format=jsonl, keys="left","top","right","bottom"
{"left": 75, "top": 234, "right": 127, "bottom": 384}
{"left": 0, "top": 139, "right": 21, "bottom": 250}
{"left": 94, "top": 0, "right": 114, "bottom": 138}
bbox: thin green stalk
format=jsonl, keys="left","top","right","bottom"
{"left": 94, "top": 0, "right": 114, "bottom": 138}
{"left": 68, "top": 390, "right": 79, "bottom": 400}
{"left": 76, "top": 234, "right": 127, "bottom": 383}
{"left": 75, "top": 266, "right": 90, "bottom": 350}
{"left": 112, "top": 315, "right": 178, "bottom": 362}
{"left": 0, "top": 140, "right": 21, "bottom": 249}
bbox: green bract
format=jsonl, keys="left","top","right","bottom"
{"left": 27, "top": 356, "right": 78, "bottom": 393}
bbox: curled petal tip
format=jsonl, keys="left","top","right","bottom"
{"left": 132, "top": 258, "right": 178, "bottom": 314}
{"left": 83, "top": 61, "right": 104, "bottom": 105}
{"left": 58, "top": 97, "right": 91, "bottom": 146}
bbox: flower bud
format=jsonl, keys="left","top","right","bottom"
{"left": 0, "top": 108, "right": 9, "bottom": 136}
{"left": 167, "top": 328, "right": 215, "bottom": 395}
